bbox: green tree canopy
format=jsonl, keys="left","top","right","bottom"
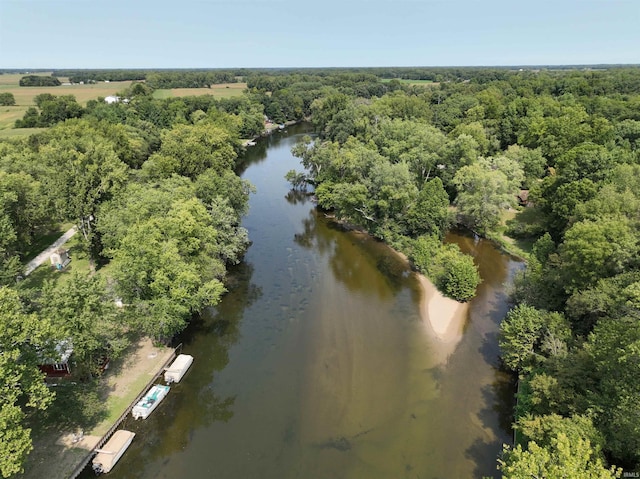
{"left": 0, "top": 93, "right": 15, "bottom": 106}
{"left": 499, "top": 433, "right": 621, "bottom": 479}
{"left": 0, "top": 287, "right": 55, "bottom": 477}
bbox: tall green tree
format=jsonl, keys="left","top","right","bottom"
{"left": 405, "top": 177, "right": 451, "bottom": 238}
{"left": 559, "top": 217, "right": 637, "bottom": 294}
{"left": 0, "top": 287, "right": 55, "bottom": 478}
{"left": 39, "top": 273, "right": 127, "bottom": 378}
{"left": 453, "top": 160, "right": 520, "bottom": 235}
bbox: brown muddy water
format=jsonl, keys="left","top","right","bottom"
{"left": 84, "top": 123, "right": 523, "bottom": 479}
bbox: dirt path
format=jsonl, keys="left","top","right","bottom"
{"left": 23, "top": 226, "right": 77, "bottom": 276}
{"left": 21, "top": 338, "right": 174, "bottom": 479}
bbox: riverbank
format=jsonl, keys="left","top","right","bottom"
{"left": 242, "top": 119, "right": 302, "bottom": 147}
{"left": 21, "top": 338, "right": 174, "bottom": 479}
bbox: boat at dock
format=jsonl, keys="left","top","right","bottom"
{"left": 131, "top": 384, "right": 169, "bottom": 419}
{"left": 92, "top": 430, "right": 135, "bottom": 474}
{"left": 164, "top": 354, "right": 194, "bottom": 384}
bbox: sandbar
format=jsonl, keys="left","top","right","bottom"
{"left": 417, "top": 274, "right": 469, "bottom": 342}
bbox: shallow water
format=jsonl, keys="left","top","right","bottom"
{"left": 88, "top": 124, "right": 522, "bottom": 479}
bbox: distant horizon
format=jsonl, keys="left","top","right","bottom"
{"left": 3, "top": 63, "right": 640, "bottom": 72}
{"left": 2, "top": 0, "right": 638, "bottom": 69}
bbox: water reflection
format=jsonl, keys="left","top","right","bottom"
{"left": 284, "top": 189, "right": 313, "bottom": 206}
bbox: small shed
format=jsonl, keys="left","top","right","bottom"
{"left": 50, "top": 248, "right": 70, "bottom": 270}
{"left": 39, "top": 340, "right": 74, "bottom": 377}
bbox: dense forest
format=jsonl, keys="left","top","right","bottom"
{"left": 1, "top": 66, "right": 639, "bottom": 477}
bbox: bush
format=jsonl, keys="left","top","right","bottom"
{"left": 0, "top": 92, "right": 15, "bottom": 106}
{"left": 434, "top": 244, "right": 481, "bottom": 301}
{"left": 408, "top": 236, "right": 481, "bottom": 302}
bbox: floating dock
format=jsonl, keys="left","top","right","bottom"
{"left": 92, "top": 430, "right": 135, "bottom": 474}
{"left": 164, "top": 354, "right": 194, "bottom": 384}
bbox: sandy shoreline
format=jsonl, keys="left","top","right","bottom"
{"left": 386, "top": 247, "right": 469, "bottom": 342}
{"left": 416, "top": 274, "right": 469, "bottom": 342}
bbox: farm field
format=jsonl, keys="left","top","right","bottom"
{"left": 152, "top": 82, "right": 247, "bottom": 99}
{"left": 0, "top": 73, "right": 132, "bottom": 131}
{"left": 0, "top": 73, "right": 132, "bottom": 105}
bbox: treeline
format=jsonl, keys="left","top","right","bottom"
{"left": 52, "top": 69, "right": 148, "bottom": 83}
{"left": 145, "top": 71, "right": 238, "bottom": 88}
{"left": 19, "top": 75, "right": 61, "bottom": 87}
{"left": 49, "top": 69, "right": 239, "bottom": 87}
{"left": 0, "top": 86, "right": 257, "bottom": 476}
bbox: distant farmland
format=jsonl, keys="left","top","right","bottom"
{"left": 0, "top": 73, "right": 133, "bottom": 106}
{"left": 152, "top": 82, "right": 247, "bottom": 99}
{"left": 0, "top": 73, "right": 133, "bottom": 133}
{"left": 0, "top": 74, "right": 247, "bottom": 135}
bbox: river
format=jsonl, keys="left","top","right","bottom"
{"left": 94, "top": 123, "right": 523, "bottom": 479}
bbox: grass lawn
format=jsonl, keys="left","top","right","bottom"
{"left": 21, "top": 223, "right": 74, "bottom": 263}
{"left": 20, "top": 233, "right": 91, "bottom": 291}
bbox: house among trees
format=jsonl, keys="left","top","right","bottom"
{"left": 104, "top": 95, "right": 120, "bottom": 104}
{"left": 38, "top": 340, "right": 73, "bottom": 377}
{"left": 50, "top": 248, "right": 70, "bottom": 270}
{"left": 517, "top": 189, "right": 532, "bottom": 207}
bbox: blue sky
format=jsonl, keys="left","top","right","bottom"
{"left": 0, "top": 0, "right": 638, "bottom": 68}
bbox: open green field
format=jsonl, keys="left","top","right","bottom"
{"left": 152, "top": 82, "right": 247, "bottom": 99}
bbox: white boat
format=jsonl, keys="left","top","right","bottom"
{"left": 164, "top": 354, "right": 194, "bottom": 384}
{"left": 92, "top": 430, "right": 135, "bottom": 474}
{"left": 131, "top": 384, "right": 169, "bottom": 419}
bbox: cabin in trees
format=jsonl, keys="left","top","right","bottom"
{"left": 38, "top": 340, "right": 74, "bottom": 377}
{"left": 517, "top": 189, "right": 532, "bottom": 207}
{"left": 50, "top": 248, "right": 70, "bottom": 270}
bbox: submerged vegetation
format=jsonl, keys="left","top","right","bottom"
{"left": 0, "top": 65, "right": 639, "bottom": 476}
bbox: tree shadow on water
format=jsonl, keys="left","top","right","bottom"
{"left": 465, "top": 375, "right": 517, "bottom": 478}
